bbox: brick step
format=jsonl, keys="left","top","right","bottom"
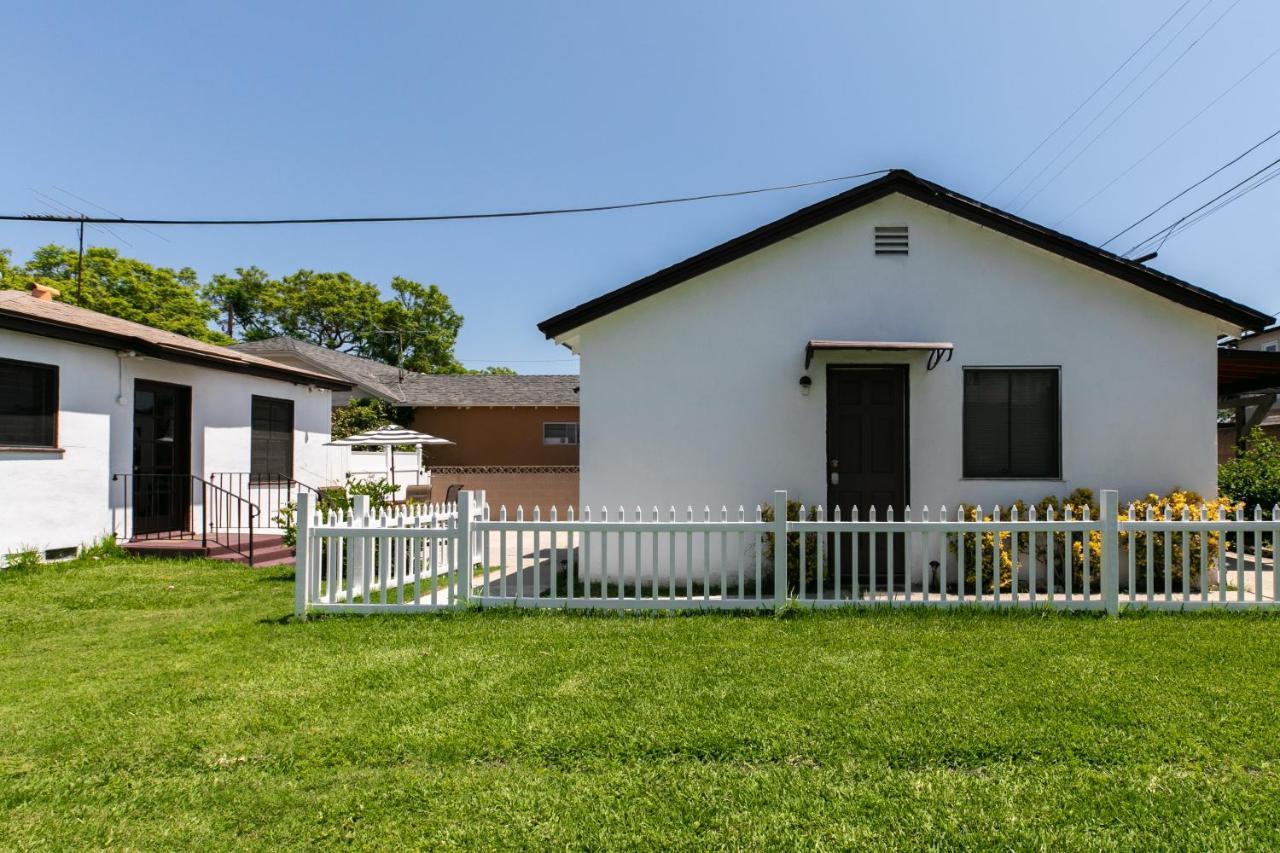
{"left": 125, "top": 534, "right": 293, "bottom": 566}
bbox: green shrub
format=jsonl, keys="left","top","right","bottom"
{"left": 1219, "top": 427, "right": 1280, "bottom": 514}
{"left": 275, "top": 474, "right": 403, "bottom": 548}
{"left": 760, "top": 499, "right": 819, "bottom": 594}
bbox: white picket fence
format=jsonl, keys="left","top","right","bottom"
{"left": 294, "top": 490, "right": 1279, "bottom": 617}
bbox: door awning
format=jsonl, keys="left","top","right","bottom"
{"left": 804, "top": 340, "right": 955, "bottom": 370}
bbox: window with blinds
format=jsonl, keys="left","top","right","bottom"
{"left": 250, "top": 396, "right": 294, "bottom": 482}
{"left": 543, "top": 422, "right": 580, "bottom": 445}
{"left": 0, "top": 357, "right": 58, "bottom": 447}
{"left": 963, "top": 368, "right": 1060, "bottom": 478}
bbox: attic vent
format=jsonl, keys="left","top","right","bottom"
{"left": 874, "top": 225, "right": 909, "bottom": 256}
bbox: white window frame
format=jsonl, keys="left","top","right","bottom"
{"left": 542, "top": 422, "right": 580, "bottom": 446}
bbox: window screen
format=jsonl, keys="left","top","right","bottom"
{"left": 963, "top": 369, "right": 1059, "bottom": 478}
{"left": 0, "top": 357, "right": 58, "bottom": 447}
{"left": 250, "top": 396, "right": 294, "bottom": 481}
{"left": 543, "top": 422, "right": 580, "bottom": 445}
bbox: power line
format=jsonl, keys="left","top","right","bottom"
{"left": 1099, "top": 125, "right": 1280, "bottom": 248}
{"left": 1013, "top": 0, "right": 1241, "bottom": 213}
{"left": 983, "top": 0, "right": 1193, "bottom": 201}
{"left": 1143, "top": 162, "right": 1280, "bottom": 248}
{"left": 51, "top": 186, "right": 171, "bottom": 243}
{"left": 0, "top": 169, "right": 892, "bottom": 227}
{"left": 1124, "top": 153, "right": 1280, "bottom": 255}
{"left": 1053, "top": 43, "right": 1280, "bottom": 227}
{"left": 1002, "top": 0, "right": 1216, "bottom": 210}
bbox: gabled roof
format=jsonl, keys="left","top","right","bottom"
{"left": 230, "top": 337, "right": 406, "bottom": 400}
{"left": 538, "top": 169, "right": 1272, "bottom": 339}
{"left": 230, "top": 337, "right": 580, "bottom": 407}
{"left": 0, "top": 291, "right": 352, "bottom": 390}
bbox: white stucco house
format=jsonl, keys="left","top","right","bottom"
{"left": 539, "top": 170, "right": 1273, "bottom": 525}
{"left": 0, "top": 286, "right": 352, "bottom": 562}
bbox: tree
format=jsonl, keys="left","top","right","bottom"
{"left": 203, "top": 266, "right": 272, "bottom": 338}
{"left": 330, "top": 398, "right": 395, "bottom": 441}
{"left": 236, "top": 269, "right": 468, "bottom": 374}
{"left": 6, "top": 244, "right": 226, "bottom": 342}
{"left": 362, "top": 277, "right": 464, "bottom": 373}
{"left": 241, "top": 270, "right": 382, "bottom": 350}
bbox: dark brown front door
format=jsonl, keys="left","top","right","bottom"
{"left": 827, "top": 366, "right": 907, "bottom": 588}
{"left": 132, "top": 380, "right": 192, "bottom": 535}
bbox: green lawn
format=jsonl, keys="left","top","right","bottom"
{"left": 2, "top": 558, "right": 1280, "bottom": 849}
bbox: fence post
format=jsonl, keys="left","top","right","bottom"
{"left": 773, "top": 490, "right": 788, "bottom": 607}
{"left": 457, "top": 490, "right": 473, "bottom": 605}
{"left": 1101, "top": 489, "right": 1119, "bottom": 616}
{"left": 351, "top": 494, "right": 370, "bottom": 600}
{"left": 294, "top": 491, "right": 311, "bottom": 620}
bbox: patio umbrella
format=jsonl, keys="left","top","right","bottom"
{"left": 326, "top": 424, "right": 454, "bottom": 486}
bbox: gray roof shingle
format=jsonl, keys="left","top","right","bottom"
{"left": 229, "top": 337, "right": 579, "bottom": 406}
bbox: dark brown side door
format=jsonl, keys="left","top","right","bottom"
{"left": 132, "top": 380, "right": 192, "bottom": 535}
{"left": 826, "top": 366, "right": 907, "bottom": 588}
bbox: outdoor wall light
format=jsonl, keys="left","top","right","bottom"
{"left": 799, "top": 375, "right": 812, "bottom": 396}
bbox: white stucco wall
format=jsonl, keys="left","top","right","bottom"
{"left": 0, "top": 329, "right": 342, "bottom": 558}
{"left": 569, "top": 193, "right": 1225, "bottom": 521}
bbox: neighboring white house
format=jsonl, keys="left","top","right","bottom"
{"left": 0, "top": 286, "right": 352, "bottom": 559}
{"left": 539, "top": 170, "right": 1273, "bottom": 529}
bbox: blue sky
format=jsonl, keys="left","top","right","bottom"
{"left": 3, "top": 1, "right": 1277, "bottom": 372}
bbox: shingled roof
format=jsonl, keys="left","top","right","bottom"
{"left": 394, "top": 373, "right": 579, "bottom": 406}
{"left": 230, "top": 337, "right": 579, "bottom": 407}
{"left": 230, "top": 337, "right": 406, "bottom": 400}
{"left": 0, "top": 291, "right": 352, "bottom": 390}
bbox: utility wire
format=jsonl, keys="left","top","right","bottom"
{"left": 1003, "top": 0, "right": 1216, "bottom": 210}
{"left": 983, "top": 0, "right": 1193, "bottom": 201}
{"left": 1014, "top": 0, "right": 1241, "bottom": 213}
{"left": 1054, "top": 43, "right": 1280, "bottom": 227}
{"left": 1143, "top": 161, "right": 1280, "bottom": 247}
{"left": 1099, "top": 125, "right": 1280, "bottom": 248}
{"left": 51, "top": 186, "right": 171, "bottom": 243}
{"left": 1124, "top": 152, "right": 1280, "bottom": 255}
{"left": 0, "top": 169, "right": 892, "bottom": 227}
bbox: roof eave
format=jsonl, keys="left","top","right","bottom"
{"left": 0, "top": 313, "right": 353, "bottom": 391}
{"left": 538, "top": 170, "right": 1272, "bottom": 339}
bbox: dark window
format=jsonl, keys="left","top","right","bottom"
{"left": 0, "top": 357, "right": 58, "bottom": 447}
{"left": 963, "top": 368, "right": 1060, "bottom": 478}
{"left": 250, "top": 396, "right": 293, "bottom": 482}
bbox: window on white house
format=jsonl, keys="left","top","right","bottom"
{"left": 250, "top": 396, "right": 294, "bottom": 482}
{"left": 543, "top": 422, "right": 580, "bottom": 445}
{"left": 963, "top": 368, "right": 1060, "bottom": 478}
{"left": 0, "top": 357, "right": 58, "bottom": 447}
{"left": 1265, "top": 342, "right": 1278, "bottom": 352}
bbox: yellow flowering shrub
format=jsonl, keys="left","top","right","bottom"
{"left": 1121, "top": 490, "right": 1236, "bottom": 594}
{"left": 951, "top": 503, "right": 1023, "bottom": 593}
{"left": 950, "top": 488, "right": 1237, "bottom": 594}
